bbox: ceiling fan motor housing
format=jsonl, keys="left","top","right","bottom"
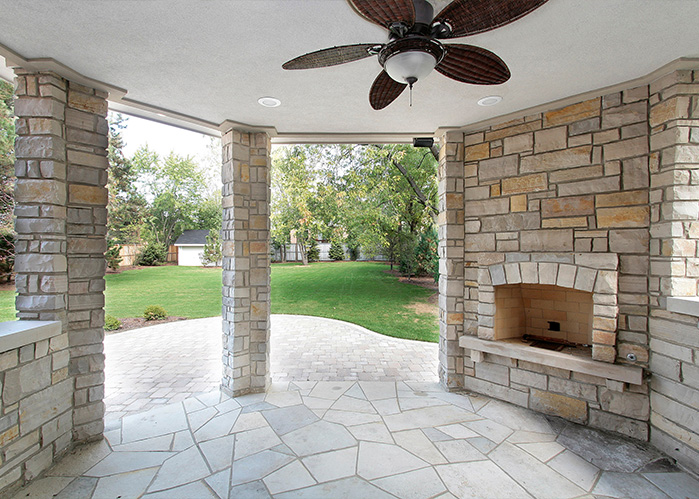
{"left": 379, "top": 37, "right": 445, "bottom": 85}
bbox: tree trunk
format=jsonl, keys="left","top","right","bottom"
{"left": 299, "top": 241, "right": 308, "bottom": 266}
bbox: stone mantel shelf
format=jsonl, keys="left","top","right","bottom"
{"left": 0, "top": 321, "right": 61, "bottom": 354}
{"left": 459, "top": 335, "right": 643, "bottom": 385}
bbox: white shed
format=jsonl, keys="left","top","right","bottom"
{"left": 174, "top": 230, "right": 210, "bottom": 266}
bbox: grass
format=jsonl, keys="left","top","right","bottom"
{"left": 104, "top": 265, "right": 222, "bottom": 320}
{"left": 0, "top": 262, "right": 438, "bottom": 342}
{"left": 0, "top": 286, "right": 13, "bottom": 322}
{"left": 271, "top": 262, "right": 438, "bottom": 342}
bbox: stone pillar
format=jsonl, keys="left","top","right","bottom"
{"left": 221, "top": 129, "right": 271, "bottom": 396}
{"left": 64, "top": 81, "right": 109, "bottom": 441}
{"left": 437, "top": 130, "right": 466, "bottom": 389}
{"left": 13, "top": 70, "right": 108, "bottom": 443}
{"left": 649, "top": 69, "right": 699, "bottom": 298}
{"left": 648, "top": 68, "right": 699, "bottom": 471}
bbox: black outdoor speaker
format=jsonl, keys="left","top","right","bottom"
{"left": 413, "top": 137, "right": 434, "bottom": 148}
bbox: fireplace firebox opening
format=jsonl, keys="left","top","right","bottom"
{"left": 494, "top": 283, "right": 593, "bottom": 347}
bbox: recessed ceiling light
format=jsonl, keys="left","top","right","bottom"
{"left": 477, "top": 95, "right": 502, "bottom": 107}
{"left": 258, "top": 96, "right": 281, "bottom": 108}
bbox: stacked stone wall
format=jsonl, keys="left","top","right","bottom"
{"left": 5, "top": 70, "right": 108, "bottom": 493}
{"left": 447, "top": 68, "right": 699, "bottom": 468}
{"left": 0, "top": 327, "right": 68, "bottom": 491}
{"left": 453, "top": 81, "right": 654, "bottom": 439}
{"left": 647, "top": 69, "right": 699, "bottom": 473}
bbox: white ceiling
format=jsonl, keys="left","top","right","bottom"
{"left": 1, "top": 0, "right": 698, "bottom": 140}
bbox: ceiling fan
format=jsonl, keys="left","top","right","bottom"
{"left": 282, "top": 0, "right": 549, "bottom": 110}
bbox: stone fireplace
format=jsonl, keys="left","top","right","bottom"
{"left": 436, "top": 66, "right": 699, "bottom": 468}
{"left": 434, "top": 70, "right": 690, "bottom": 443}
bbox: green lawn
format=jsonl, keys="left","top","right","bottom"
{"left": 271, "top": 262, "right": 437, "bottom": 342}
{"left": 0, "top": 262, "right": 438, "bottom": 342}
{"left": 104, "top": 265, "right": 223, "bottom": 320}
{"left": 0, "top": 286, "right": 13, "bottom": 322}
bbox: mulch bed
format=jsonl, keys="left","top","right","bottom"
{"left": 383, "top": 269, "right": 439, "bottom": 291}
{"left": 107, "top": 316, "right": 188, "bottom": 335}
{"left": 106, "top": 263, "right": 178, "bottom": 274}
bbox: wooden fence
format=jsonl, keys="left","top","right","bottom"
{"left": 118, "top": 244, "right": 178, "bottom": 267}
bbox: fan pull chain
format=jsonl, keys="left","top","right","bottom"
{"left": 407, "top": 77, "right": 417, "bottom": 107}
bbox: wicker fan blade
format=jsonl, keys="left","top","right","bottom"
{"left": 369, "top": 70, "right": 407, "bottom": 110}
{"left": 434, "top": 0, "right": 549, "bottom": 38}
{"left": 347, "top": 0, "right": 415, "bottom": 30}
{"left": 283, "top": 44, "right": 379, "bottom": 70}
{"left": 436, "top": 44, "right": 510, "bottom": 85}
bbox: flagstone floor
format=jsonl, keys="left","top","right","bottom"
{"left": 10, "top": 316, "right": 699, "bottom": 498}
{"left": 15, "top": 381, "right": 698, "bottom": 499}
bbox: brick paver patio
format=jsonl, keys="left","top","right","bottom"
{"left": 104, "top": 315, "right": 438, "bottom": 421}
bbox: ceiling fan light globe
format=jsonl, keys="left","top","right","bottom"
{"left": 384, "top": 51, "right": 437, "bottom": 85}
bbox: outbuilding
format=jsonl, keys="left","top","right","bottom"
{"left": 174, "top": 230, "right": 210, "bottom": 266}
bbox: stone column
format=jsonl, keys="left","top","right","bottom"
{"left": 649, "top": 69, "right": 699, "bottom": 298}
{"left": 64, "top": 81, "right": 109, "bottom": 441}
{"left": 437, "top": 130, "right": 466, "bottom": 389}
{"left": 648, "top": 68, "right": 699, "bottom": 470}
{"left": 13, "top": 70, "right": 108, "bottom": 443}
{"left": 221, "top": 129, "right": 271, "bottom": 396}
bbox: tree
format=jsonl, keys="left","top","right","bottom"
{"left": 107, "top": 113, "right": 147, "bottom": 244}
{"left": 194, "top": 193, "right": 223, "bottom": 232}
{"left": 200, "top": 229, "right": 222, "bottom": 266}
{"left": 270, "top": 143, "right": 438, "bottom": 271}
{"left": 271, "top": 146, "right": 325, "bottom": 265}
{"left": 329, "top": 240, "right": 344, "bottom": 261}
{"left": 131, "top": 147, "right": 209, "bottom": 246}
{"left": 0, "top": 79, "right": 16, "bottom": 281}
{"left": 105, "top": 240, "right": 123, "bottom": 271}
{"left": 307, "top": 238, "right": 320, "bottom": 263}
{"left": 337, "top": 144, "right": 438, "bottom": 272}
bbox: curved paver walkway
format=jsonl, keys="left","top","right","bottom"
{"left": 14, "top": 380, "right": 698, "bottom": 499}
{"left": 271, "top": 315, "right": 438, "bottom": 383}
{"left": 104, "top": 315, "right": 438, "bottom": 421}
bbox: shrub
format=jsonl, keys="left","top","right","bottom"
{"left": 105, "top": 239, "right": 122, "bottom": 270}
{"left": 137, "top": 242, "right": 167, "bottom": 266}
{"left": 104, "top": 314, "right": 122, "bottom": 331}
{"left": 398, "top": 234, "right": 417, "bottom": 278}
{"left": 143, "top": 305, "right": 167, "bottom": 321}
{"left": 329, "top": 240, "right": 344, "bottom": 261}
{"left": 348, "top": 244, "right": 360, "bottom": 261}
{"left": 307, "top": 239, "right": 320, "bottom": 263}
{"left": 0, "top": 230, "right": 14, "bottom": 283}
{"left": 200, "top": 229, "right": 222, "bottom": 266}
{"left": 415, "top": 227, "right": 439, "bottom": 282}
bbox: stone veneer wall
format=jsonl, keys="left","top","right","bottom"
{"left": 221, "top": 130, "right": 271, "bottom": 396}
{"left": 446, "top": 67, "right": 699, "bottom": 471}
{"left": 647, "top": 69, "right": 699, "bottom": 473}
{"left": 2, "top": 70, "right": 108, "bottom": 493}
{"left": 450, "top": 77, "right": 657, "bottom": 440}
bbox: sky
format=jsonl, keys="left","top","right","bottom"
{"left": 118, "top": 113, "right": 219, "bottom": 167}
